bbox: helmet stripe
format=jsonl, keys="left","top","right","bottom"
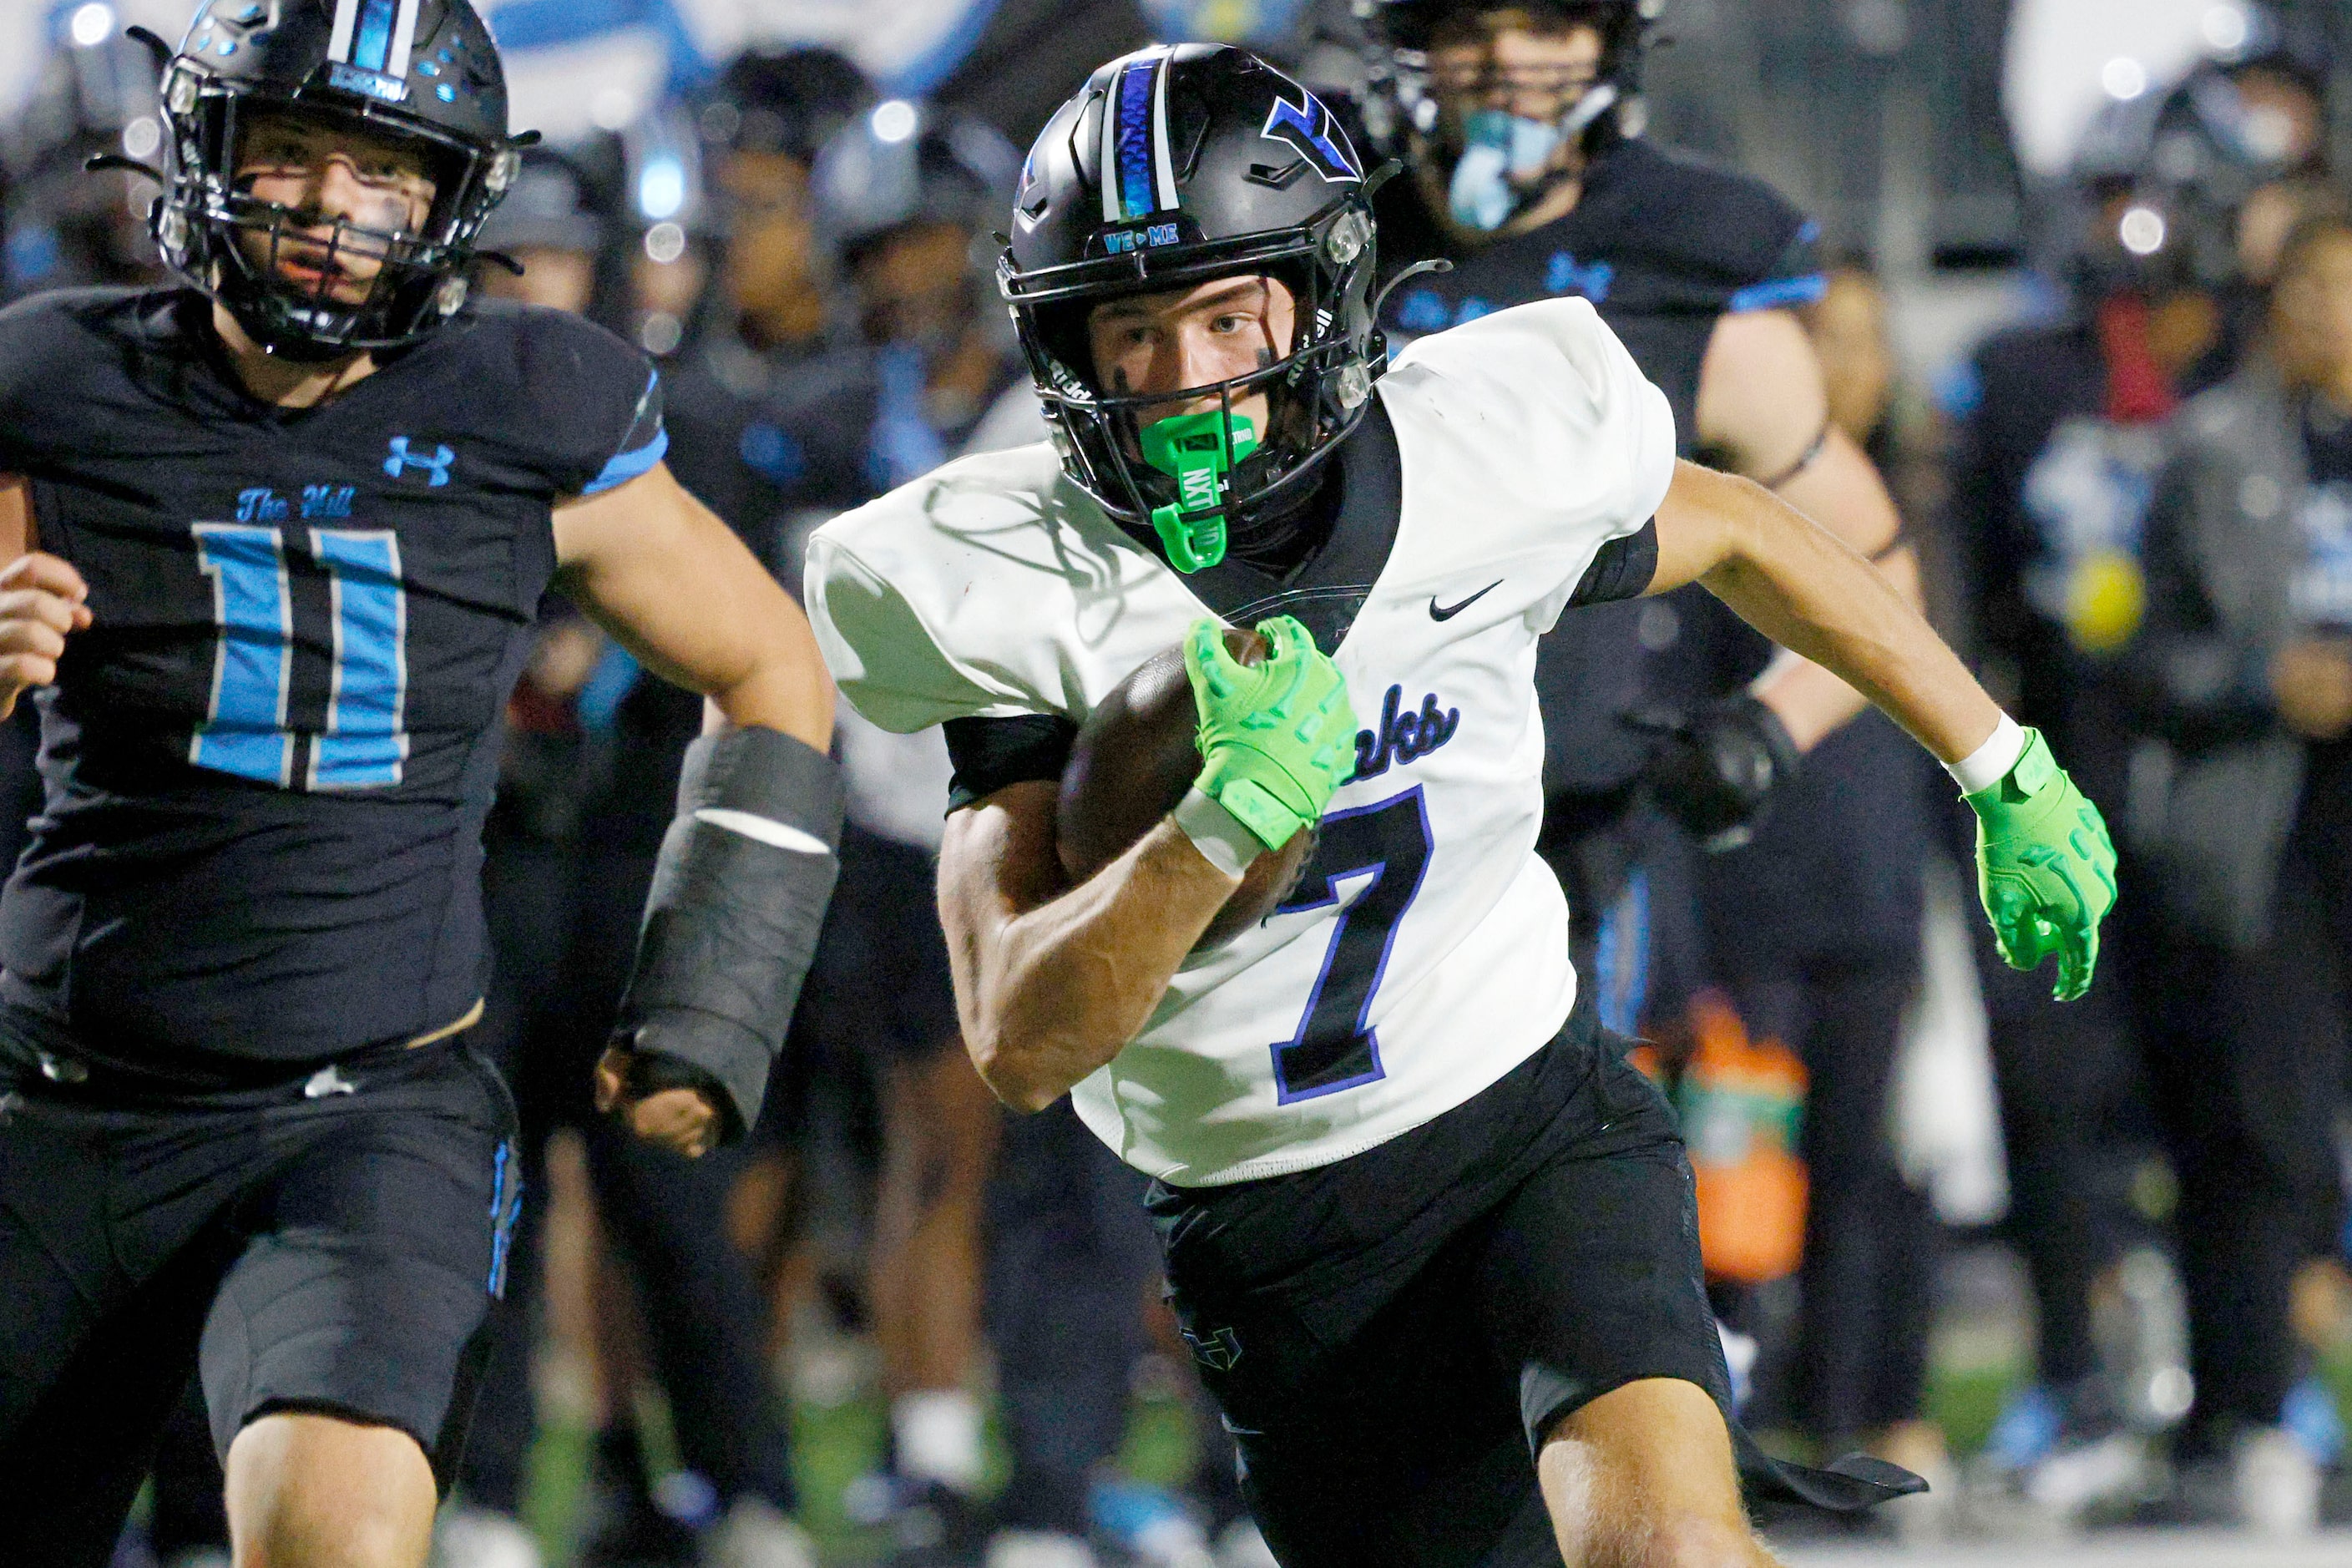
{"left": 1095, "top": 63, "right": 1120, "bottom": 223}
{"left": 386, "top": 0, "right": 425, "bottom": 80}
{"left": 350, "top": 0, "right": 398, "bottom": 72}
{"left": 1113, "top": 58, "right": 1158, "bottom": 221}
{"left": 1150, "top": 49, "right": 1180, "bottom": 212}
{"left": 1097, "top": 47, "right": 1181, "bottom": 225}
{"left": 327, "top": 0, "right": 361, "bottom": 64}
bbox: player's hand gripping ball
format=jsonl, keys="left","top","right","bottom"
{"left": 1186, "top": 615, "right": 1356, "bottom": 851}
{"left": 1057, "top": 620, "right": 1352, "bottom": 950}
{"left": 1966, "top": 728, "right": 2118, "bottom": 1003}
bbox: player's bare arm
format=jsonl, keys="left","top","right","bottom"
{"left": 552, "top": 461, "right": 833, "bottom": 747}
{"left": 1695, "top": 306, "right": 1920, "bottom": 752}
{"left": 1653, "top": 458, "right": 2116, "bottom": 999}
{"left": 938, "top": 781, "right": 1242, "bottom": 1112}
{"left": 554, "top": 462, "right": 839, "bottom": 1156}
{"left": 1651, "top": 458, "right": 1985, "bottom": 762}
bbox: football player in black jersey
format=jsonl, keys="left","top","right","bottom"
{"left": 0, "top": 4, "right": 843, "bottom": 1565}
{"left": 1358, "top": 0, "right": 1920, "bottom": 999}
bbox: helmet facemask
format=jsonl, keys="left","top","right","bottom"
{"left": 158, "top": 63, "right": 517, "bottom": 359}
{"left": 1004, "top": 205, "right": 1380, "bottom": 572}
{"left": 1365, "top": 0, "right": 1658, "bottom": 233}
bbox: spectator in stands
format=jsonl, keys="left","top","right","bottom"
{"left": 2126, "top": 204, "right": 2352, "bottom": 1537}
{"left": 1945, "top": 98, "right": 2235, "bottom": 1510}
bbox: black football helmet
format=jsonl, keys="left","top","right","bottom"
{"left": 1000, "top": 44, "right": 1383, "bottom": 566}
{"left": 2066, "top": 65, "right": 2292, "bottom": 299}
{"left": 1356, "top": 0, "right": 1664, "bottom": 151}
{"left": 149, "top": 0, "right": 525, "bottom": 357}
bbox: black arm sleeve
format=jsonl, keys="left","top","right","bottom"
{"left": 618, "top": 726, "right": 846, "bottom": 1141}
{"left": 1568, "top": 519, "right": 1660, "bottom": 608}
{"left": 944, "top": 714, "right": 1080, "bottom": 811}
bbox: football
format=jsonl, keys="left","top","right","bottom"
{"left": 1056, "top": 629, "right": 1317, "bottom": 951}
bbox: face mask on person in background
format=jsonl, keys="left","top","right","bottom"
{"left": 1445, "top": 83, "right": 1616, "bottom": 232}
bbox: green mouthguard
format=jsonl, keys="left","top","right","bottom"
{"left": 1138, "top": 410, "right": 1258, "bottom": 574}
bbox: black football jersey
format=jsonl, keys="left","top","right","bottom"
{"left": 0, "top": 287, "right": 662, "bottom": 1079}
{"left": 1373, "top": 138, "right": 1823, "bottom": 797}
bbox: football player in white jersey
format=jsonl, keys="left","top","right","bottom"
{"left": 805, "top": 43, "right": 2116, "bottom": 1568}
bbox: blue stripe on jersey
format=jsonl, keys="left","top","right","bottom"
{"left": 190, "top": 523, "right": 294, "bottom": 787}
{"left": 1727, "top": 273, "right": 1828, "bottom": 314}
{"left": 352, "top": 0, "right": 397, "bottom": 72}
{"left": 583, "top": 426, "right": 668, "bottom": 495}
{"left": 310, "top": 529, "right": 407, "bottom": 790}
{"left": 1115, "top": 59, "right": 1158, "bottom": 221}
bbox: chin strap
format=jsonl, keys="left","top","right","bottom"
{"left": 1371, "top": 257, "right": 1456, "bottom": 321}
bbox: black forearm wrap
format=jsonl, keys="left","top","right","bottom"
{"left": 616, "top": 726, "right": 845, "bottom": 1142}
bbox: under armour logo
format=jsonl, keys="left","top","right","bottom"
{"left": 1182, "top": 1325, "right": 1243, "bottom": 1372}
{"left": 385, "top": 437, "right": 455, "bottom": 487}
{"left": 1545, "top": 251, "right": 1616, "bottom": 305}
{"left": 1261, "top": 94, "right": 1358, "bottom": 182}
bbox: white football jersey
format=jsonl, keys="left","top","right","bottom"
{"left": 805, "top": 298, "right": 1677, "bottom": 1186}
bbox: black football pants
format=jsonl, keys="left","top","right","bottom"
{"left": 986, "top": 1097, "right": 1160, "bottom": 1533}
{"left": 0, "top": 1039, "right": 514, "bottom": 1567}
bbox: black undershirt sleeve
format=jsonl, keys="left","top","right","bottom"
{"left": 943, "top": 715, "right": 1080, "bottom": 812}
{"left": 1567, "top": 518, "right": 1660, "bottom": 608}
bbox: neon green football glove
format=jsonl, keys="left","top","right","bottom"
{"left": 1184, "top": 615, "right": 1357, "bottom": 853}
{"left": 1965, "top": 727, "right": 2118, "bottom": 1003}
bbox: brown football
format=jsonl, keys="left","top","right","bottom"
{"left": 1056, "top": 629, "right": 1317, "bottom": 952}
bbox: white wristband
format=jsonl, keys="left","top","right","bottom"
{"left": 1945, "top": 715, "right": 2026, "bottom": 795}
{"left": 1171, "top": 787, "right": 1259, "bottom": 879}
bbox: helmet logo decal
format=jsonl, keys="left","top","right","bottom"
{"left": 1103, "top": 222, "right": 1181, "bottom": 255}
{"left": 1261, "top": 94, "right": 1358, "bottom": 183}
{"left": 1099, "top": 48, "right": 1181, "bottom": 225}
{"left": 328, "top": 0, "right": 422, "bottom": 79}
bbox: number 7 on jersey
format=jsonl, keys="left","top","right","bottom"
{"left": 1267, "top": 787, "right": 1434, "bottom": 1103}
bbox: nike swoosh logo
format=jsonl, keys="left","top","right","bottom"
{"left": 1429, "top": 581, "right": 1502, "bottom": 621}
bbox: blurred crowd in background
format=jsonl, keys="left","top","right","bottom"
{"left": 8, "top": 1, "right": 2352, "bottom": 1565}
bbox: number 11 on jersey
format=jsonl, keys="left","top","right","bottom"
{"left": 191, "top": 523, "right": 409, "bottom": 791}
